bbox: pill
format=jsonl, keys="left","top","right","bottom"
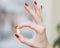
{"left": 17, "top": 28, "right": 20, "bottom": 34}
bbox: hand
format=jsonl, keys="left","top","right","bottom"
{"left": 15, "top": 1, "right": 50, "bottom": 48}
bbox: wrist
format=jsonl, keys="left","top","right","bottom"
{"left": 32, "top": 43, "right": 51, "bottom": 48}
{"left": 46, "top": 43, "right": 52, "bottom": 48}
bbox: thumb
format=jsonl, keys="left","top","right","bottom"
{"left": 15, "top": 34, "right": 33, "bottom": 46}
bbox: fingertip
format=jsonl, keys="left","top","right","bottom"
{"left": 41, "top": 5, "right": 43, "bottom": 9}
{"left": 24, "top": 3, "right": 29, "bottom": 11}
{"left": 15, "top": 34, "right": 20, "bottom": 38}
{"left": 39, "top": 5, "right": 43, "bottom": 11}
{"left": 34, "top": 1, "right": 37, "bottom": 5}
{"left": 15, "top": 25, "right": 18, "bottom": 28}
{"left": 24, "top": 3, "right": 29, "bottom": 7}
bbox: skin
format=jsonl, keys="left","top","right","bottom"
{"left": 15, "top": 1, "right": 51, "bottom": 48}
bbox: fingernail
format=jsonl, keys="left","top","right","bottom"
{"left": 34, "top": 1, "right": 37, "bottom": 5}
{"left": 15, "top": 25, "right": 18, "bottom": 28}
{"left": 25, "top": 3, "right": 29, "bottom": 7}
{"left": 41, "top": 5, "right": 42, "bottom": 8}
{"left": 15, "top": 34, "right": 20, "bottom": 38}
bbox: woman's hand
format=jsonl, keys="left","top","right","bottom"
{"left": 15, "top": 1, "right": 50, "bottom": 48}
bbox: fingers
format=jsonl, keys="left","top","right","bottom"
{"left": 33, "top": 1, "right": 38, "bottom": 12}
{"left": 15, "top": 34, "right": 33, "bottom": 46}
{"left": 39, "top": 5, "right": 43, "bottom": 22}
{"left": 39, "top": 5, "right": 43, "bottom": 14}
{"left": 33, "top": 1, "right": 40, "bottom": 15}
{"left": 33, "top": 1, "right": 43, "bottom": 23}
{"left": 24, "top": 2, "right": 43, "bottom": 24}
{"left": 33, "top": 0, "right": 43, "bottom": 22}
{"left": 17, "top": 22, "right": 38, "bottom": 33}
{"left": 24, "top": 3, "right": 40, "bottom": 24}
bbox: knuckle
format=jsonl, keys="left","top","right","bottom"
{"left": 20, "top": 38, "right": 25, "bottom": 43}
{"left": 37, "top": 25, "right": 46, "bottom": 34}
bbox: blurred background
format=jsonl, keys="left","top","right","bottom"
{"left": 0, "top": 0, "right": 60, "bottom": 48}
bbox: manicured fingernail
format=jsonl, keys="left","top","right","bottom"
{"left": 15, "top": 34, "right": 20, "bottom": 38}
{"left": 41, "top": 5, "right": 42, "bottom": 8}
{"left": 25, "top": 3, "right": 29, "bottom": 7}
{"left": 34, "top": 1, "right": 37, "bottom": 5}
{"left": 15, "top": 25, "right": 18, "bottom": 28}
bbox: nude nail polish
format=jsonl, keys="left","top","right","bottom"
{"left": 34, "top": 1, "right": 37, "bottom": 5}
{"left": 15, "top": 34, "right": 19, "bottom": 38}
{"left": 25, "top": 3, "right": 29, "bottom": 7}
